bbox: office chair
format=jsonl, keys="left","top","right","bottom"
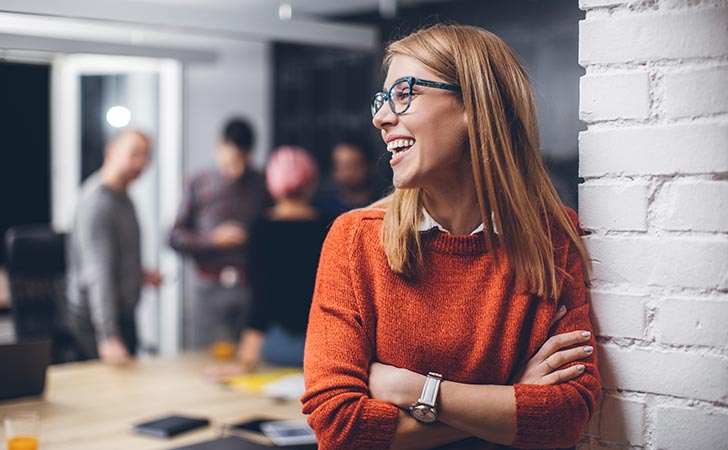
{"left": 4, "top": 224, "right": 81, "bottom": 363}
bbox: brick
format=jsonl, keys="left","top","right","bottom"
{"left": 585, "top": 236, "right": 728, "bottom": 290}
{"left": 579, "top": 182, "right": 650, "bottom": 231}
{"left": 579, "top": 8, "right": 728, "bottom": 65}
{"left": 655, "top": 181, "right": 728, "bottom": 233}
{"left": 600, "top": 396, "right": 645, "bottom": 445}
{"left": 579, "top": 124, "right": 728, "bottom": 177}
{"left": 590, "top": 291, "right": 646, "bottom": 339}
{"left": 579, "top": 0, "right": 640, "bottom": 8}
{"left": 656, "top": 298, "right": 728, "bottom": 347}
{"left": 655, "top": 405, "right": 728, "bottom": 450}
{"left": 580, "top": 73, "right": 650, "bottom": 121}
{"left": 664, "top": 66, "right": 728, "bottom": 118}
{"left": 599, "top": 345, "right": 728, "bottom": 402}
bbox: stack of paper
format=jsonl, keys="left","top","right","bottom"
{"left": 226, "top": 369, "right": 304, "bottom": 400}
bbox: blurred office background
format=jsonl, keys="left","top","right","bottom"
{"left": 0, "top": 0, "right": 583, "bottom": 355}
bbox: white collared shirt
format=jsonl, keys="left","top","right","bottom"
{"left": 418, "top": 207, "right": 486, "bottom": 235}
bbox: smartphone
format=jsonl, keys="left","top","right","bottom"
{"left": 260, "top": 420, "right": 317, "bottom": 446}
{"left": 223, "top": 417, "right": 279, "bottom": 444}
{"left": 133, "top": 415, "right": 210, "bottom": 438}
{"left": 227, "top": 417, "right": 277, "bottom": 435}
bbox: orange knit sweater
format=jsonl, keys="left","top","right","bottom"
{"left": 301, "top": 208, "right": 600, "bottom": 450}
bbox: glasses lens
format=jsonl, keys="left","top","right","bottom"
{"left": 371, "top": 93, "right": 386, "bottom": 117}
{"left": 389, "top": 79, "right": 411, "bottom": 114}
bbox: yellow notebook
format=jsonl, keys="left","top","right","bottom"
{"left": 225, "top": 369, "right": 302, "bottom": 394}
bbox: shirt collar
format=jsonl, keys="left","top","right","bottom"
{"left": 418, "top": 207, "right": 486, "bottom": 235}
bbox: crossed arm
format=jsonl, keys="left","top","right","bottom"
{"left": 303, "top": 293, "right": 599, "bottom": 450}
{"left": 370, "top": 308, "right": 594, "bottom": 449}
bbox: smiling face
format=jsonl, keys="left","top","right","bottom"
{"left": 372, "top": 55, "right": 470, "bottom": 191}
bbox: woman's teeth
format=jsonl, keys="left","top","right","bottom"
{"left": 387, "top": 139, "right": 415, "bottom": 153}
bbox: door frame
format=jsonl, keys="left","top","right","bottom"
{"left": 51, "top": 54, "right": 183, "bottom": 355}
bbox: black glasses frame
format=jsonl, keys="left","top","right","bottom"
{"left": 371, "top": 76, "right": 461, "bottom": 117}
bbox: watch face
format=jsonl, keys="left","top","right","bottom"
{"left": 412, "top": 405, "right": 437, "bottom": 423}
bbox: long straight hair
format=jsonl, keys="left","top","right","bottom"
{"left": 375, "top": 24, "right": 589, "bottom": 300}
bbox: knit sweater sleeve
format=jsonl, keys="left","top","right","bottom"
{"left": 301, "top": 213, "right": 400, "bottom": 450}
{"left": 511, "top": 226, "right": 602, "bottom": 448}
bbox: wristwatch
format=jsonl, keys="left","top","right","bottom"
{"left": 409, "top": 372, "right": 443, "bottom": 423}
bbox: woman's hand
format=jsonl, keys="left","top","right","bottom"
{"left": 511, "top": 305, "right": 593, "bottom": 385}
{"left": 369, "top": 362, "right": 424, "bottom": 409}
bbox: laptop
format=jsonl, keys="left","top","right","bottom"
{"left": 0, "top": 339, "right": 52, "bottom": 401}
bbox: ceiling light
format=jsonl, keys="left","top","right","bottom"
{"left": 106, "top": 106, "right": 131, "bottom": 128}
{"left": 279, "top": 3, "right": 292, "bottom": 21}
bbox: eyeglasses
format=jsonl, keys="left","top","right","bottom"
{"left": 371, "top": 76, "right": 461, "bottom": 118}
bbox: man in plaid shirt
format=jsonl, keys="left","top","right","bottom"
{"left": 170, "top": 118, "right": 271, "bottom": 349}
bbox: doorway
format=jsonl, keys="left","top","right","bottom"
{"left": 52, "top": 54, "right": 183, "bottom": 355}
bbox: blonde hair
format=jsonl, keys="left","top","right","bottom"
{"left": 375, "top": 24, "right": 589, "bottom": 299}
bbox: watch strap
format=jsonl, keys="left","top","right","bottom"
{"left": 417, "top": 372, "right": 443, "bottom": 407}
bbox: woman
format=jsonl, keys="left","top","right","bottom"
{"left": 301, "top": 24, "right": 600, "bottom": 450}
{"left": 237, "top": 146, "right": 330, "bottom": 371}
{"left": 208, "top": 146, "right": 329, "bottom": 377}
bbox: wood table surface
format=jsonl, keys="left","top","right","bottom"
{"left": 0, "top": 353, "right": 308, "bottom": 450}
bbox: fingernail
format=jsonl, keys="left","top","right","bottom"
{"left": 581, "top": 331, "right": 591, "bottom": 339}
{"left": 583, "top": 346, "right": 593, "bottom": 353}
{"left": 559, "top": 305, "right": 566, "bottom": 313}
{"left": 576, "top": 364, "right": 585, "bottom": 372}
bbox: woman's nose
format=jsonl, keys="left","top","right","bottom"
{"left": 372, "top": 104, "right": 397, "bottom": 129}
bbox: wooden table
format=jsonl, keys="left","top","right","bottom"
{"left": 0, "top": 353, "right": 308, "bottom": 450}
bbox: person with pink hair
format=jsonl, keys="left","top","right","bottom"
{"left": 207, "top": 146, "right": 330, "bottom": 377}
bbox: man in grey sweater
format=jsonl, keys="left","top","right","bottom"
{"left": 66, "top": 130, "right": 162, "bottom": 365}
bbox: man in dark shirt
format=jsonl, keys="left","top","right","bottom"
{"left": 169, "top": 118, "right": 270, "bottom": 349}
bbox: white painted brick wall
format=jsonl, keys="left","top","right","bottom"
{"left": 579, "top": 0, "right": 641, "bottom": 8}
{"left": 579, "top": 0, "right": 728, "bottom": 448}
{"left": 598, "top": 345, "right": 728, "bottom": 402}
{"left": 580, "top": 73, "right": 650, "bottom": 121}
{"left": 655, "top": 297, "right": 728, "bottom": 347}
{"left": 590, "top": 291, "right": 646, "bottom": 339}
{"left": 654, "top": 405, "right": 728, "bottom": 450}
{"left": 579, "top": 7, "right": 728, "bottom": 65}
{"left": 586, "top": 236, "right": 728, "bottom": 289}
{"left": 654, "top": 180, "right": 728, "bottom": 232}
{"left": 579, "top": 124, "right": 728, "bottom": 177}
{"left": 663, "top": 66, "right": 728, "bottom": 118}
{"left": 579, "top": 182, "right": 650, "bottom": 231}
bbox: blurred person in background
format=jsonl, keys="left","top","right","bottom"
{"left": 169, "top": 117, "right": 270, "bottom": 352}
{"left": 66, "top": 129, "right": 162, "bottom": 365}
{"left": 314, "top": 135, "right": 380, "bottom": 219}
{"left": 207, "top": 146, "right": 328, "bottom": 379}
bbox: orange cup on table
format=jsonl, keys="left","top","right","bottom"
{"left": 4, "top": 411, "right": 39, "bottom": 450}
{"left": 211, "top": 340, "right": 236, "bottom": 361}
